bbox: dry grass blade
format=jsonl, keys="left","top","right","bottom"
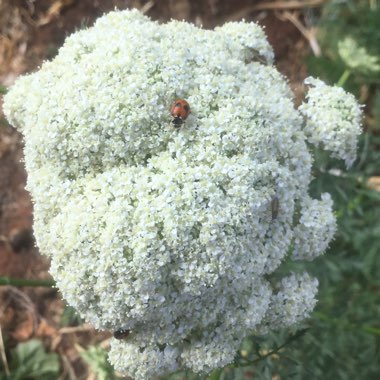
{"left": 0, "top": 323, "right": 10, "bottom": 376}
{"left": 59, "top": 323, "right": 94, "bottom": 335}
{"left": 140, "top": 0, "right": 155, "bottom": 14}
{"left": 227, "top": 0, "right": 328, "bottom": 21}
{"left": 61, "top": 353, "right": 77, "bottom": 380}
{"left": 276, "top": 10, "right": 321, "bottom": 56}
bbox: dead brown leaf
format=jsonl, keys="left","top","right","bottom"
{"left": 35, "top": 318, "right": 59, "bottom": 339}
{"left": 367, "top": 176, "right": 380, "bottom": 192}
{"left": 37, "top": 0, "right": 76, "bottom": 26}
{"left": 11, "top": 312, "right": 35, "bottom": 340}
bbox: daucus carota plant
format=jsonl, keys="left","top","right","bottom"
{"left": 3, "top": 9, "right": 362, "bottom": 380}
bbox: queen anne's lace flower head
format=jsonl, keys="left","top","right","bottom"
{"left": 299, "top": 77, "right": 362, "bottom": 167}
{"left": 3, "top": 9, "right": 361, "bottom": 380}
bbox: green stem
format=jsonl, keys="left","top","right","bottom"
{"left": 337, "top": 69, "right": 351, "bottom": 87}
{"left": 235, "top": 329, "right": 309, "bottom": 368}
{"left": 0, "top": 276, "right": 55, "bottom": 288}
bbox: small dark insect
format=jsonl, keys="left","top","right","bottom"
{"left": 271, "top": 196, "right": 280, "bottom": 220}
{"left": 113, "top": 329, "right": 130, "bottom": 340}
{"left": 170, "top": 99, "right": 190, "bottom": 129}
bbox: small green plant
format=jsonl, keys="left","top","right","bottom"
{"left": 0, "top": 339, "right": 59, "bottom": 380}
{"left": 307, "top": 1, "right": 380, "bottom": 91}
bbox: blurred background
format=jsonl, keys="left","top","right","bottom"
{"left": 0, "top": 1, "right": 379, "bottom": 379}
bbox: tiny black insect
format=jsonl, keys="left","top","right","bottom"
{"left": 113, "top": 329, "right": 130, "bottom": 340}
{"left": 271, "top": 196, "right": 280, "bottom": 220}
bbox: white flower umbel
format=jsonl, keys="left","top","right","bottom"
{"left": 300, "top": 77, "right": 362, "bottom": 167}
{"left": 255, "top": 272, "right": 319, "bottom": 334}
{"left": 3, "top": 9, "right": 361, "bottom": 380}
{"left": 292, "top": 193, "right": 337, "bottom": 261}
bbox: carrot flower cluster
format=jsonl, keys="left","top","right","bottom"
{"left": 4, "top": 9, "right": 361, "bottom": 380}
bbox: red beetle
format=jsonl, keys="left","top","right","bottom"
{"left": 170, "top": 99, "right": 190, "bottom": 128}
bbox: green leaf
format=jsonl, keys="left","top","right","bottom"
{"left": 0, "top": 85, "right": 7, "bottom": 95}
{"left": 79, "top": 345, "right": 117, "bottom": 380}
{"left": 8, "top": 339, "right": 59, "bottom": 380}
{"left": 59, "top": 304, "right": 83, "bottom": 327}
{"left": 338, "top": 37, "right": 380, "bottom": 75}
{"left": 207, "top": 368, "right": 223, "bottom": 380}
